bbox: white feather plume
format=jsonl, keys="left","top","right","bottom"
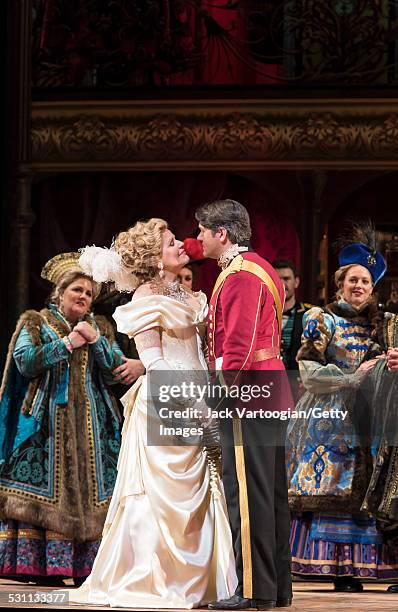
{"left": 79, "top": 245, "right": 135, "bottom": 292}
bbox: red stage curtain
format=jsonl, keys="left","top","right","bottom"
{"left": 33, "top": 0, "right": 282, "bottom": 88}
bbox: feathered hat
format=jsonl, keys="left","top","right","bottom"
{"left": 337, "top": 221, "right": 386, "bottom": 285}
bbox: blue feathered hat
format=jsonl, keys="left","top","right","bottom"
{"left": 337, "top": 221, "right": 386, "bottom": 285}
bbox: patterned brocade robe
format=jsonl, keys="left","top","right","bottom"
{"left": 287, "top": 299, "right": 380, "bottom": 513}
{"left": 0, "top": 305, "right": 123, "bottom": 542}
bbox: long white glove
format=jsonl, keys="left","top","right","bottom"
{"left": 139, "top": 346, "right": 170, "bottom": 371}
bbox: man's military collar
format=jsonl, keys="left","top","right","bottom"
{"left": 217, "top": 244, "right": 249, "bottom": 270}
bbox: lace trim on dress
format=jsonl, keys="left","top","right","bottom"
{"left": 134, "top": 328, "right": 161, "bottom": 352}
{"left": 149, "top": 279, "right": 190, "bottom": 304}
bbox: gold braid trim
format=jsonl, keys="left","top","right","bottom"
{"left": 211, "top": 255, "right": 283, "bottom": 332}
{"left": 232, "top": 418, "right": 253, "bottom": 599}
{"left": 386, "top": 314, "right": 398, "bottom": 350}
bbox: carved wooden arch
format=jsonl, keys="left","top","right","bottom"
{"left": 31, "top": 98, "right": 398, "bottom": 172}
{"left": 29, "top": 96, "right": 398, "bottom": 303}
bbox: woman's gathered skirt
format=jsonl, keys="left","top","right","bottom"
{"left": 68, "top": 378, "right": 237, "bottom": 608}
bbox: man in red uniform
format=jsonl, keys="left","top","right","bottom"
{"left": 196, "top": 199, "right": 292, "bottom": 611}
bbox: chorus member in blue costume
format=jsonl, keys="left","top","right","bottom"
{"left": 287, "top": 222, "right": 398, "bottom": 592}
{"left": 0, "top": 253, "right": 123, "bottom": 586}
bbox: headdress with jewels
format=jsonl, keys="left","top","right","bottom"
{"left": 41, "top": 252, "right": 101, "bottom": 297}
{"left": 337, "top": 220, "right": 386, "bottom": 285}
{"left": 41, "top": 252, "right": 83, "bottom": 285}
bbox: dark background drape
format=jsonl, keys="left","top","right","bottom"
{"left": 30, "top": 171, "right": 300, "bottom": 307}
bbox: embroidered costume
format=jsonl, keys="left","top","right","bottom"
{"left": 0, "top": 305, "right": 123, "bottom": 579}
{"left": 287, "top": 301, "right": 398, "bottom": 578}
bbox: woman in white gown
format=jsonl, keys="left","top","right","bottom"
{"left": 70, "top": 218, "right": 237, "bottom": 608}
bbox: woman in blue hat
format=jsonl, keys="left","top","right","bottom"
{"left": 287, "top": 222, "right": 398, "bottom": 592}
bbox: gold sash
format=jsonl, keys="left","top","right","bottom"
{"left": 211, "top": 255, "right": 283, "bottom": 332}
{"left": 211, "top": 255, "right": 284, "bottom": 599}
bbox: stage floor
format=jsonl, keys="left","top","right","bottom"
{"left": 0, "top": 579, "right": 398, "bottom": 610}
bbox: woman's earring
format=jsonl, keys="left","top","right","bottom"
{"left": 159, "top": 261, "right": 165, "bottom": 279}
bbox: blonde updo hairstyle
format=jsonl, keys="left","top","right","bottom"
{"left": 114, "top": 218, "right": 168, "bottom": 288}
{"left": 50, "top": 270, "right": 99, "bottom": 308}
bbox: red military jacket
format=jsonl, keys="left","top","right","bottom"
{"left": 208, "top": 252, "right": 286, "bottom": 372}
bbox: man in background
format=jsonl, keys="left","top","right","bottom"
{"left": 272, "top": 260, "right": 312, "bottom": 371}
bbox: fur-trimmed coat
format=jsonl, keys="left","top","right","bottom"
{"left": 0, "top": 305, "right": 123, "bottom": 542}
{"left": 287, "top": 299, "right": 380, "bottom": 514}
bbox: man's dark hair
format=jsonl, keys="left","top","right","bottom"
{"left": 272, "top": 259, "right": 298, "bottom": 277}
{"left": 195, "top": 199, "right": 251, "bottom": 244}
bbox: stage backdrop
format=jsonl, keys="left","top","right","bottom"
{"left": 30, "top": 171, "right": 301, "bottom": 306}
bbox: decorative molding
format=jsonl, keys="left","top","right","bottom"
{"left": 31, "top": 99, "right": 398, "bottom": 170}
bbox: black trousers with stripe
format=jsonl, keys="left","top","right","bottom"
{"left": 219, "top": 417, "right": 292, "bottom": 601}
